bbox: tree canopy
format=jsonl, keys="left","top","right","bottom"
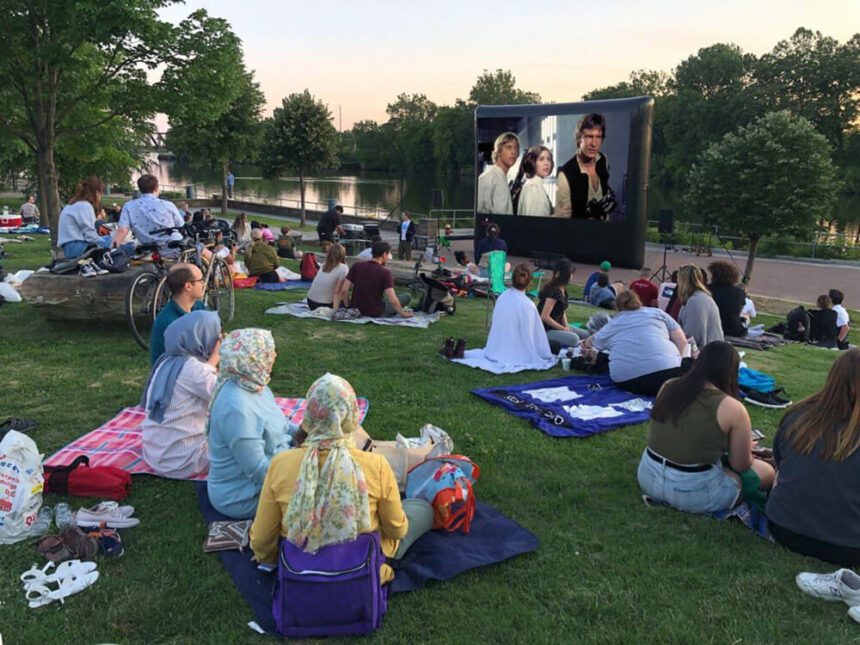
{"left": 685, "top": 110, "right": 842, "bottom": 282}
{"left": 260, "top": 91, "right": 339, "bottom": 225}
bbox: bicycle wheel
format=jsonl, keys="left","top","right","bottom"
{"left": 205, "top": 257, "right": 235, "bottom": 323}
{"left": 126, "top": 270, "right": 163, "bottom": 351}
{"left": 151, "top": 273, "right": 173, "bottom": 319}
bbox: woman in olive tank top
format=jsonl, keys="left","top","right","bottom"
{"left": 637, "top": 341, "right": 775, "bottom": 514}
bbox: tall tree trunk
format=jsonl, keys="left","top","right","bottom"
{"left": 742, "top": 235, "right": 760, "bottom": 286}
{"left": 221, "top": 161, "right": 228, "bottom": 215}
{"left": 35, "top": 139, "right": 62, "bottom": 246}
{"left": 299, "top": 170, "right": 306, "bottom": 227}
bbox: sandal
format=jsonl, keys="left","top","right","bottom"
{"left": 0, "top": 417, "right": 38, "bottom": 442}
{"left": 34, "top": 535, "right": 73, "bottom": 564}
{"left": 20, "top": 560, "right": 97, "bottom": 586}
{"left": 58, "top": 526, "right": 99, "bottom": 561}
{"left": 24, "top": 560, "right": 99, "bottom": 609}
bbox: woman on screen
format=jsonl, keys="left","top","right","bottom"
{"left": 517, "top": 145, "right": 554, "bottom": 217}
{"left": 477, "top": 132, "right": 519, "bottom": 215}
{"left": 555, "top": 113, "right": 615, "bottom": 220}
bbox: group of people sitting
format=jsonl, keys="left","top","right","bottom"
{"left": 139, "top": 311, "right": 432, "bottom": 572}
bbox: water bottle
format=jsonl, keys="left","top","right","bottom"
{"left": 30, "top": 506, "right": 53, "bottom": 536}
{"left": 55, "top": 502, "right": 73, "bottom": 529}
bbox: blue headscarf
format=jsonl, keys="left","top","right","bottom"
{"left": 142, "top": 310, "right": 222, "bottom": 422}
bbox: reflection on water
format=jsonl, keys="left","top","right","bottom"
{"left": 147, "top": 158, "right": 476, "bottom": 216}
{"left": 146, "top": 157, "right": 858, "bottom": 238}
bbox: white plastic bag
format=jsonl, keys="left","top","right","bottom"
{"left": 0, "top": 282, "right": 22, "bottom": 303}
{"left": 0, "top": 430, "right": 44, "bottom": 544}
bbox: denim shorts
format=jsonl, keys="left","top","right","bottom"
{"left": 637, "top": 449, "right": 739, "bottom": 514}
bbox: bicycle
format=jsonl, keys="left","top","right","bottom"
{"left": 125, "top": 224, "right": 235, "bottom": 350}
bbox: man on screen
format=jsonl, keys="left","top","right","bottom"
{"left": 477, "top": 132, "right": 519, "bottom": 215}
{"left": 555, "top": 113, "right": 616, "bottom": 220}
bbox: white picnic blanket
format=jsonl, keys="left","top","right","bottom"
{"left": 452, "top": 288, "right": 558, "bottom": 374}
{"left": 265, "top": 301, "right": 444, "bottom": 328}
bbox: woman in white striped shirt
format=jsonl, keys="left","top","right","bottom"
{"left": 141, "top": 310, "right": 221, "bottom": 479}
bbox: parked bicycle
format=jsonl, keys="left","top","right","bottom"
{"left": 125, "top": 224, "right": 235, "bottom": 350}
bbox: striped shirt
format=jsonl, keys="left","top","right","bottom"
{"left": 141, "top": 359, "right": 217, "bottom": 479}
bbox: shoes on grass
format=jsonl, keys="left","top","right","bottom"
{"left": 796, "top": 569, "right": 860, "bottom": 605}
{"left": 742, "top": 388, "right": 792, "bottom": 409}
{"left": 439, "top": 337, "right": 454, "bottom": 359}
{"left": 452, "top": 338, "right": 466, "bottom": 359}
{"left": 75, "top": 501, "right": 139, "bottom": 529}
{"left": 22, "top": 559, "right": 99, "bottom": 609}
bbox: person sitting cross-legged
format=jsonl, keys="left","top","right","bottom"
{"left": 583, "top": 290, "right": 688, "bottom": 397}
{"left": 150, "top": 263, "right": 206, "bottom": 366}
{"left": 307, "top": 243, "right": 349, "bottom": 310}
{"left": 767, "top": 348, "right": 860, "bottom": 566}
{"left": 538, "top": 259, "right": 589, "bottom": 349}
{"left": 250, "top": 373, "right": 433, "bottom": 581}
{"left": 207, "top": 329, "right": 292, "bottom": 519}
{"left": 333, "top": 241, "right": 412, "bottom": 318}
{"left": 141, "top": 310, "right": 221, "bottom": 479}
{"left": 637, "top": 341, "right": 775, "bottom": 514}
{"left": 57, "top": 176, "right": 112, "bottom": 259}
{"left": 245, "top": 228, "right": 281, "bottom": 283}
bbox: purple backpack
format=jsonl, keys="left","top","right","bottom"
{"left": 273, "top": 532, "right": 388, "bottom": 638}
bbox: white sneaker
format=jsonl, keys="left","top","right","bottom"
{"left": 796, "top": 569, "right": 860, "bottom": 606}
{"left": 79, "top": 263, "right": 98, "bottom": 277}
{"left": 849, "top": 606, "right": 860, "bottom": 624}
{"left": 75, "top": 501, "right": 140, "bottom": 529}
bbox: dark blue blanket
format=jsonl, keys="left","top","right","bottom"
{"left": 473, "top": 373, "right": 654, "bottom": 438}
{"left": 254, "top": 280, "right": 312, "bottom": 291}
{"left": 195, "top": 482, "right": 538, "bottom": 632}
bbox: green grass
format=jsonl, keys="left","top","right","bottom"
{"left": 1, "top": 237, "right": 859, "bottom": 643}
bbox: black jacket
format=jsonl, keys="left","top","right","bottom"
{"left": 558, "top": 153, "right": 611, "bottom": 220}
{"left": 709, "top": 282, "right": 747, "bottom": 337}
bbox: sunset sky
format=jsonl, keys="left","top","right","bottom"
{"left": 158, "top": 0, "right": 859, "bottom": 130}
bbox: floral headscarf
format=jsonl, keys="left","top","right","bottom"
{"left": 218, "top": 328, "right": 276, "bottom": 392}
{"left": 284, "top": 373, "right": 371, "bottom": 553}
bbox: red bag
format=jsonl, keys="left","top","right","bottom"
{"left": 300, "top": 253, "right": 319, "bottom": 281}
{"left": 43, "top": 455, "right": 132, "bottom": 501}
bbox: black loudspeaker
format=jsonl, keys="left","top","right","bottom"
{"left": 431, "top": 189, "right": 445, "bottom": 209}
{"left": 658, "top": 209, "right": 674, "bottom": 234}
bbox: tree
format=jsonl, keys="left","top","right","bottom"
{"left": 432, "top": 102, "right": 473, "bottom": 176}
{"left": 756, "top": 28, "right": 860, "bottom": 155}
{"left": 468, "top": 69, "right": 541, "bottom": 106}
{"left": 260, "top": 91, "right": 339, "bottom": 226}
{"left": 0, "top": 2, "right": 238, "bottom": 242}
{"left": 385, "top": 93, "right": 437, "bottom": 174}
{"left": 685, "top": 111, "right": 842, "bottom": 282}
{"left": 167, "top": 66, "right": 265, "bottom": 215}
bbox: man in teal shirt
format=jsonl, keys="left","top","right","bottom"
{"left": 150, "top": 263, "right": 206, "bottom": 365}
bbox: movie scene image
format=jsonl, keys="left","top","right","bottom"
{"left": 476, "top": 111, "right": 630, "bottom": 223}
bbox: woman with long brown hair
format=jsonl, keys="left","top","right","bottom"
{"left": 57, "top": 176, "right": 110, "bottom": 259}
{"left": 638, "top": 341, "right": 774, "bottom": 513}
{"left": 677, "top": 264, "right": 723, "bottom": 349}
{"left": 307, "top": 243, "right": 348, "bottom": 310}
{"left": 767, "top": 348, "right": 860, "bottom": 565}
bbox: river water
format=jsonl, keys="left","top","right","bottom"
{"left": 148, "top": 158, "right": 859, "bottom": 238}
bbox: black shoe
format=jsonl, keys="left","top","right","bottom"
{"left": 452, "top": 338, "right": 466, "bottom": 359}
{"left": 744, "top": 389, "right": 791, "bottom": 409}
{"left": 439, "top": 337, "right": 455, "bottom": 359}
{"left": 769, "top": 388, "right": 792, "bottom": 406}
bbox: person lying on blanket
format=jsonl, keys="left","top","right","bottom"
{"left": 582, "top": 291, "right": 690, "bottom": 397}
{"left": 141, "top": 311, "right": 222, "bottom": 479}
{"left": 250, "top": 373, "right": 433, "bottom": 582}
{"left": 207, "top": 329, "right": 294, "bottom": 519}
{"left": 332, "top": 241, "right": 413, "bottom": 318}
{"left": 637, "top": 341, "right": 775, "bottom": 515}
{"left": 766, "top": 348, "right": 860, "bottom": 566}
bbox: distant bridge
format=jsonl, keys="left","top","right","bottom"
{"left": 147, "top": 131, "right": 174, "bottom": 157}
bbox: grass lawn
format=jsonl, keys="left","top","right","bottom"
{"left": 0, "top": 236, "right": 858, "bottom": 643}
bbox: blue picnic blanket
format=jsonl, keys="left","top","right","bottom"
{"left": 254, "top": 280, "right": 312, "bottom": 291}
{"left": 473, "top": 374, "right": 654, "bottom": 438}
{"left": 194, "top": 483, "right": 539, "bottom": 632}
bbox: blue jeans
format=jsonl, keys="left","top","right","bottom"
{"left": 637, "top": 449, "right": 739, "bottom": 514}
{"left": 61, "top": 238, "right": 109, "bottom": 259}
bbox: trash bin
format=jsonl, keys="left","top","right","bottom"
{"left": 185, "top": 185, "right": 196, "bottom": 199}
{"left": 326, "top": 198, "right": 337, "bottom": 211}
{"left": 132, "top": 190, "right": 140, "bottom": 199}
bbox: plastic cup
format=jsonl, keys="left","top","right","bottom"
{"left": 561, "top": 358, "right": 571, "bottom": 370}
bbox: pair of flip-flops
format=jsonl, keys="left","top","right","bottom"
{"left": 0, "top": 417, "right": 38, "bottom": 442}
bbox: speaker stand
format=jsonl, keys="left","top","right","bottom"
{"left": 650, "top": 237, "right": 671, "bottom": 283}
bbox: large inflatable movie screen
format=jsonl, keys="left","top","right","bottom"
{"left": 474, "top": 97, "right": 653, "bottom": 268}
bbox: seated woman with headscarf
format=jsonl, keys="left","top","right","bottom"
{"left": 250, "top": 373, "right": 433, "bottom": 582}
{"left": 141, "top": 310, "right": 222, "bottom": 479}
{"left": 207, "top": 329, "right": 293, "bottom": 519}
{"left": 452, "top": 264, "right": 558, "bottom": 374}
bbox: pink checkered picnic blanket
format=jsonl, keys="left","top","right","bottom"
{"left": 43, "top": 397, "right": 370, "bottom": 481}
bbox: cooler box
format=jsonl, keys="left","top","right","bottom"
{"left": 0, "top": 213, "right": 23, "bottom": 228}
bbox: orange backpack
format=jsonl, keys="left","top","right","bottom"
{"left": 405, "top": 456, "right": 480, "bottom": 533}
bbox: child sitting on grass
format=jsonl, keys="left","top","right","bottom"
{"left": 276, "top": 226, "right": 303, "bottom": 260}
